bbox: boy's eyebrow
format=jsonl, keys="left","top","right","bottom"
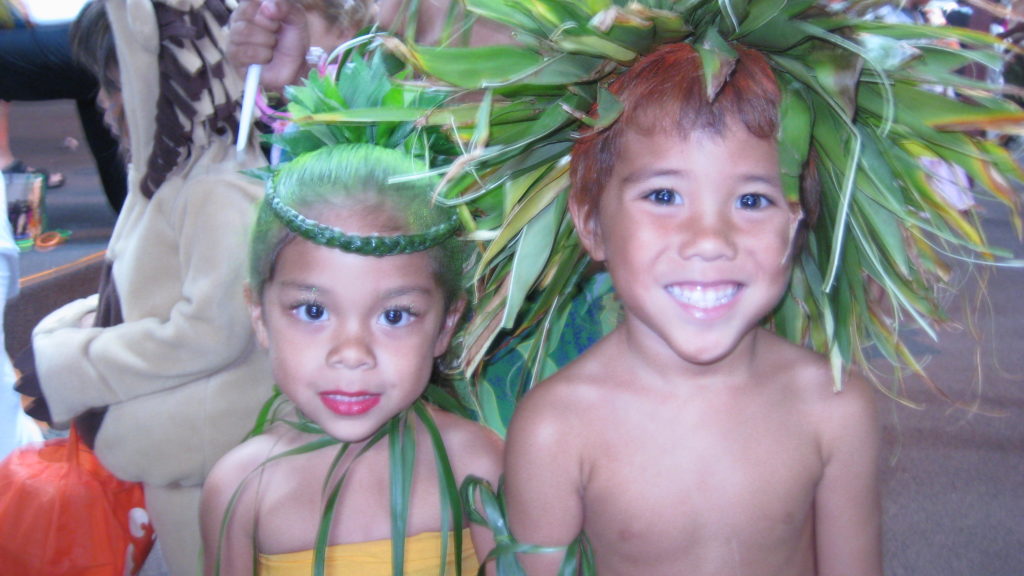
{"left": 620, "top": 169, "right": 781, "bottom": 186}
{"left": 619, "top": 168, "right": 683, "bottom": 184}
{"left": 740, "top": 173, "right": 783, "bottom": 186}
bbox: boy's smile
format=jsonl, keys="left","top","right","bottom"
{"left": 666, "top": 282, "right": 740, "bottom": 319}
{"left": 576, "top": 123, "right": 802, "bottom": 371}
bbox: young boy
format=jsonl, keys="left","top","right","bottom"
{"left": 503, "top": 43, "right": 883, "bottom": 576}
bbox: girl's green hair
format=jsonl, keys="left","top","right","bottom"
{"left": 248, "top": 143, "right": 465, "bottom": 304}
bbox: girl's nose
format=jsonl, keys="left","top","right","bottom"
{"left": 326, "top": 325, "right": 376, "bottom": 370}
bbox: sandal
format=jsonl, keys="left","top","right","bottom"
{"left": 2, "top": 159, "right": 66, "bottom": 189}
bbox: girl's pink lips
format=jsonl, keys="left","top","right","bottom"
{"left": 319, "top": 391, "right": 381, "bottom": 416}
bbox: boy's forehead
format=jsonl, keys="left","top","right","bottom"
{"left": 608, "top": 125, "right": 789, "bottom": 189}
{"left": 617, "top": 122, "right": 779, "bottom": 158}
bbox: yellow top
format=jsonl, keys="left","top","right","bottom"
{"left": 258, "top": 529, "right": 480, "bottom": 575}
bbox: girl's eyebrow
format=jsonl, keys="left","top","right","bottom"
{"left": 382, "top": 286, "right": 436, "bottom": 300}
{"left": 277, "top": 281, "right": 323, "bottom": 294}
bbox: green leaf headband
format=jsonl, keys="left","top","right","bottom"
{"left": 264, "top": 176, "right": 460, "bottom": 256}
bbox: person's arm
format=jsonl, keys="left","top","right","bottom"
{"left": 459, "top": 425, "right": 504, "bottom": 576}
{"left": 503, "top": 385, "right": 587, "bottom": 575}
{"left": 814, "top": 374, "right": 883, "bottom": 576}
{"left": 200, "top": 441, "right": 263, "bottom": 576}
{"left": 32, "top": 173, "right": 261, "bottom": 424}
{"left": 227, "top": 0, "right": 310, "bottom": 94}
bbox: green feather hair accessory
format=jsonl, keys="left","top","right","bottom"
{"left": 253, "top": 135, "right": 462, "bottom": 255}
{"left": 247, "top": 142, "right": 468, "bottom": 302}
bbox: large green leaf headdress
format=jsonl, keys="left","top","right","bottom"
{"left": 388, "top": 0, "right": 1024, "bottom": 412}
{"left": 276, "top": 1, "right": 1024, "bottom": 430}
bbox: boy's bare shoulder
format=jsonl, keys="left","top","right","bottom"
{"left": 508, "top": 336, "right": 627, "bottom": 444}
{"left": 759, "top": 330, "right": 877, "bottom": 421}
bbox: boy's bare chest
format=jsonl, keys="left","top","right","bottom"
{"left": 578, "top": 401, "right": 822, "bottom": 574}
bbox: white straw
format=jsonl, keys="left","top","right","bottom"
{"left": 236, "top": 63, "right": 262, "bottom": 160}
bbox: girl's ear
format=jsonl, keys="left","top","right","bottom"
{"left": 568, "top": 195, "right": 607, "bottom": 262}
{"left": 245, "top": 283, "right": 269, "bottom": 348}
{"left": 434, "top": 298, "right": 467, "bottom": 357}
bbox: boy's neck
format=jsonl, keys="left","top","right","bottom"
{"left": 615, "top": 321, "right": 773, "bottom": 389}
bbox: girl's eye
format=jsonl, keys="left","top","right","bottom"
{"left": 738, "top": 193, "right": 773, "bottom": 210}
{"left": 645, "top": 188, "right": 679, "bottom": 205}
{"left": 380, "top": 308, "right": 415, "bottom": 327}
{"left": 295, "top": 302, "right": 327, "bottom": 322}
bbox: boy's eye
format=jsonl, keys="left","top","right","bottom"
{"left": 295, "top": 302, "right": 327, "bottom": 322}
{"left": 380, "top": 308, "right": 415, "bottom": 327}
{"left": 645, "top": 188, "right": 679, "bottom": 205}
{"left": 737, "top": 193, "right": 773, "bottom": 210}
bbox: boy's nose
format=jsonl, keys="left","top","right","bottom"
{"left": 678, "top": 211, "right": 737, "bottom": 261}
{"left": 326, "top": 326, "right": 376, "bottom": 370}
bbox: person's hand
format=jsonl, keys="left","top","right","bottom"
{"left": 227, "top": 0, "right": 310, "bottom": 94}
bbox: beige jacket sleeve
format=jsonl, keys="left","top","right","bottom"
{"left": 32, "top": 171, "right": 261, "bottom": 426}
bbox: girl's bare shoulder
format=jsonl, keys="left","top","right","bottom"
{"left": 426, "top": 406, "right": 504, "bottom": 484}
{"left": 207, "top": 424, "right": 311, "bottom": 487}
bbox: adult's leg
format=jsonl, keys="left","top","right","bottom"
{"left": 0, "top": 24, "right": 126, "bottom": 211}
{"left": 0, "top": 24, "right": 87, "bottom": 101}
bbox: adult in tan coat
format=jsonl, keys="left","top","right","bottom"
{"left": 25, "top": 1, "right": 273, "bottom": 574}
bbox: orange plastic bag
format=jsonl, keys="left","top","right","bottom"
{"left": 0, "top": 427, "right": 155, "bottom": 575}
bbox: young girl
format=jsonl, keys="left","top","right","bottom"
{"left": 200, "top": 143, "right": 503, "bottom": 575}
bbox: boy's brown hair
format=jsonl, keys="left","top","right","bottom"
{"left": 570, "top": 42, "right": 817, "bottom": 241}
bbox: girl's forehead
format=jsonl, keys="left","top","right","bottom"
{"left": 314, "top": 200, "right": 409, "bottom": 237}
{"left": 276, "top": 234, "right": 439, "bottom": 286}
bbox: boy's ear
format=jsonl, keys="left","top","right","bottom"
{"left": 784, "top": 206, "right": 805, "bottom": 265}
{"left": 434, "top": 298, "right": 467, "bottom": 357}
{"left": 244, "top": 283, "right": 269, "bottom": 348}
{"left": 568, "top": 197, "right": 607, "bottom": 262}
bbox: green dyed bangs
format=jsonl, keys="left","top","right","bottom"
{"left": 248, "top": 144, "right": 465, "bottom": 303}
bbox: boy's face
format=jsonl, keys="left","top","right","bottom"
{"left": 572, "top": 124, "right": 802, "bottom": 367}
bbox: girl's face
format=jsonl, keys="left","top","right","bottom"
{"left": 250, "top": 208, "right": 463, "bottom": 443}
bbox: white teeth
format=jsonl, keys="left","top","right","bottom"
{"left": 324, "top": 394, "right": 374, "bottom": 402}
{"left": 667, "top": 284, "right": 738, "bottom": 309}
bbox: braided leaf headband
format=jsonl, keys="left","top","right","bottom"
{"left": 265, "top": 177, "right": 460, "bottom": 256}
